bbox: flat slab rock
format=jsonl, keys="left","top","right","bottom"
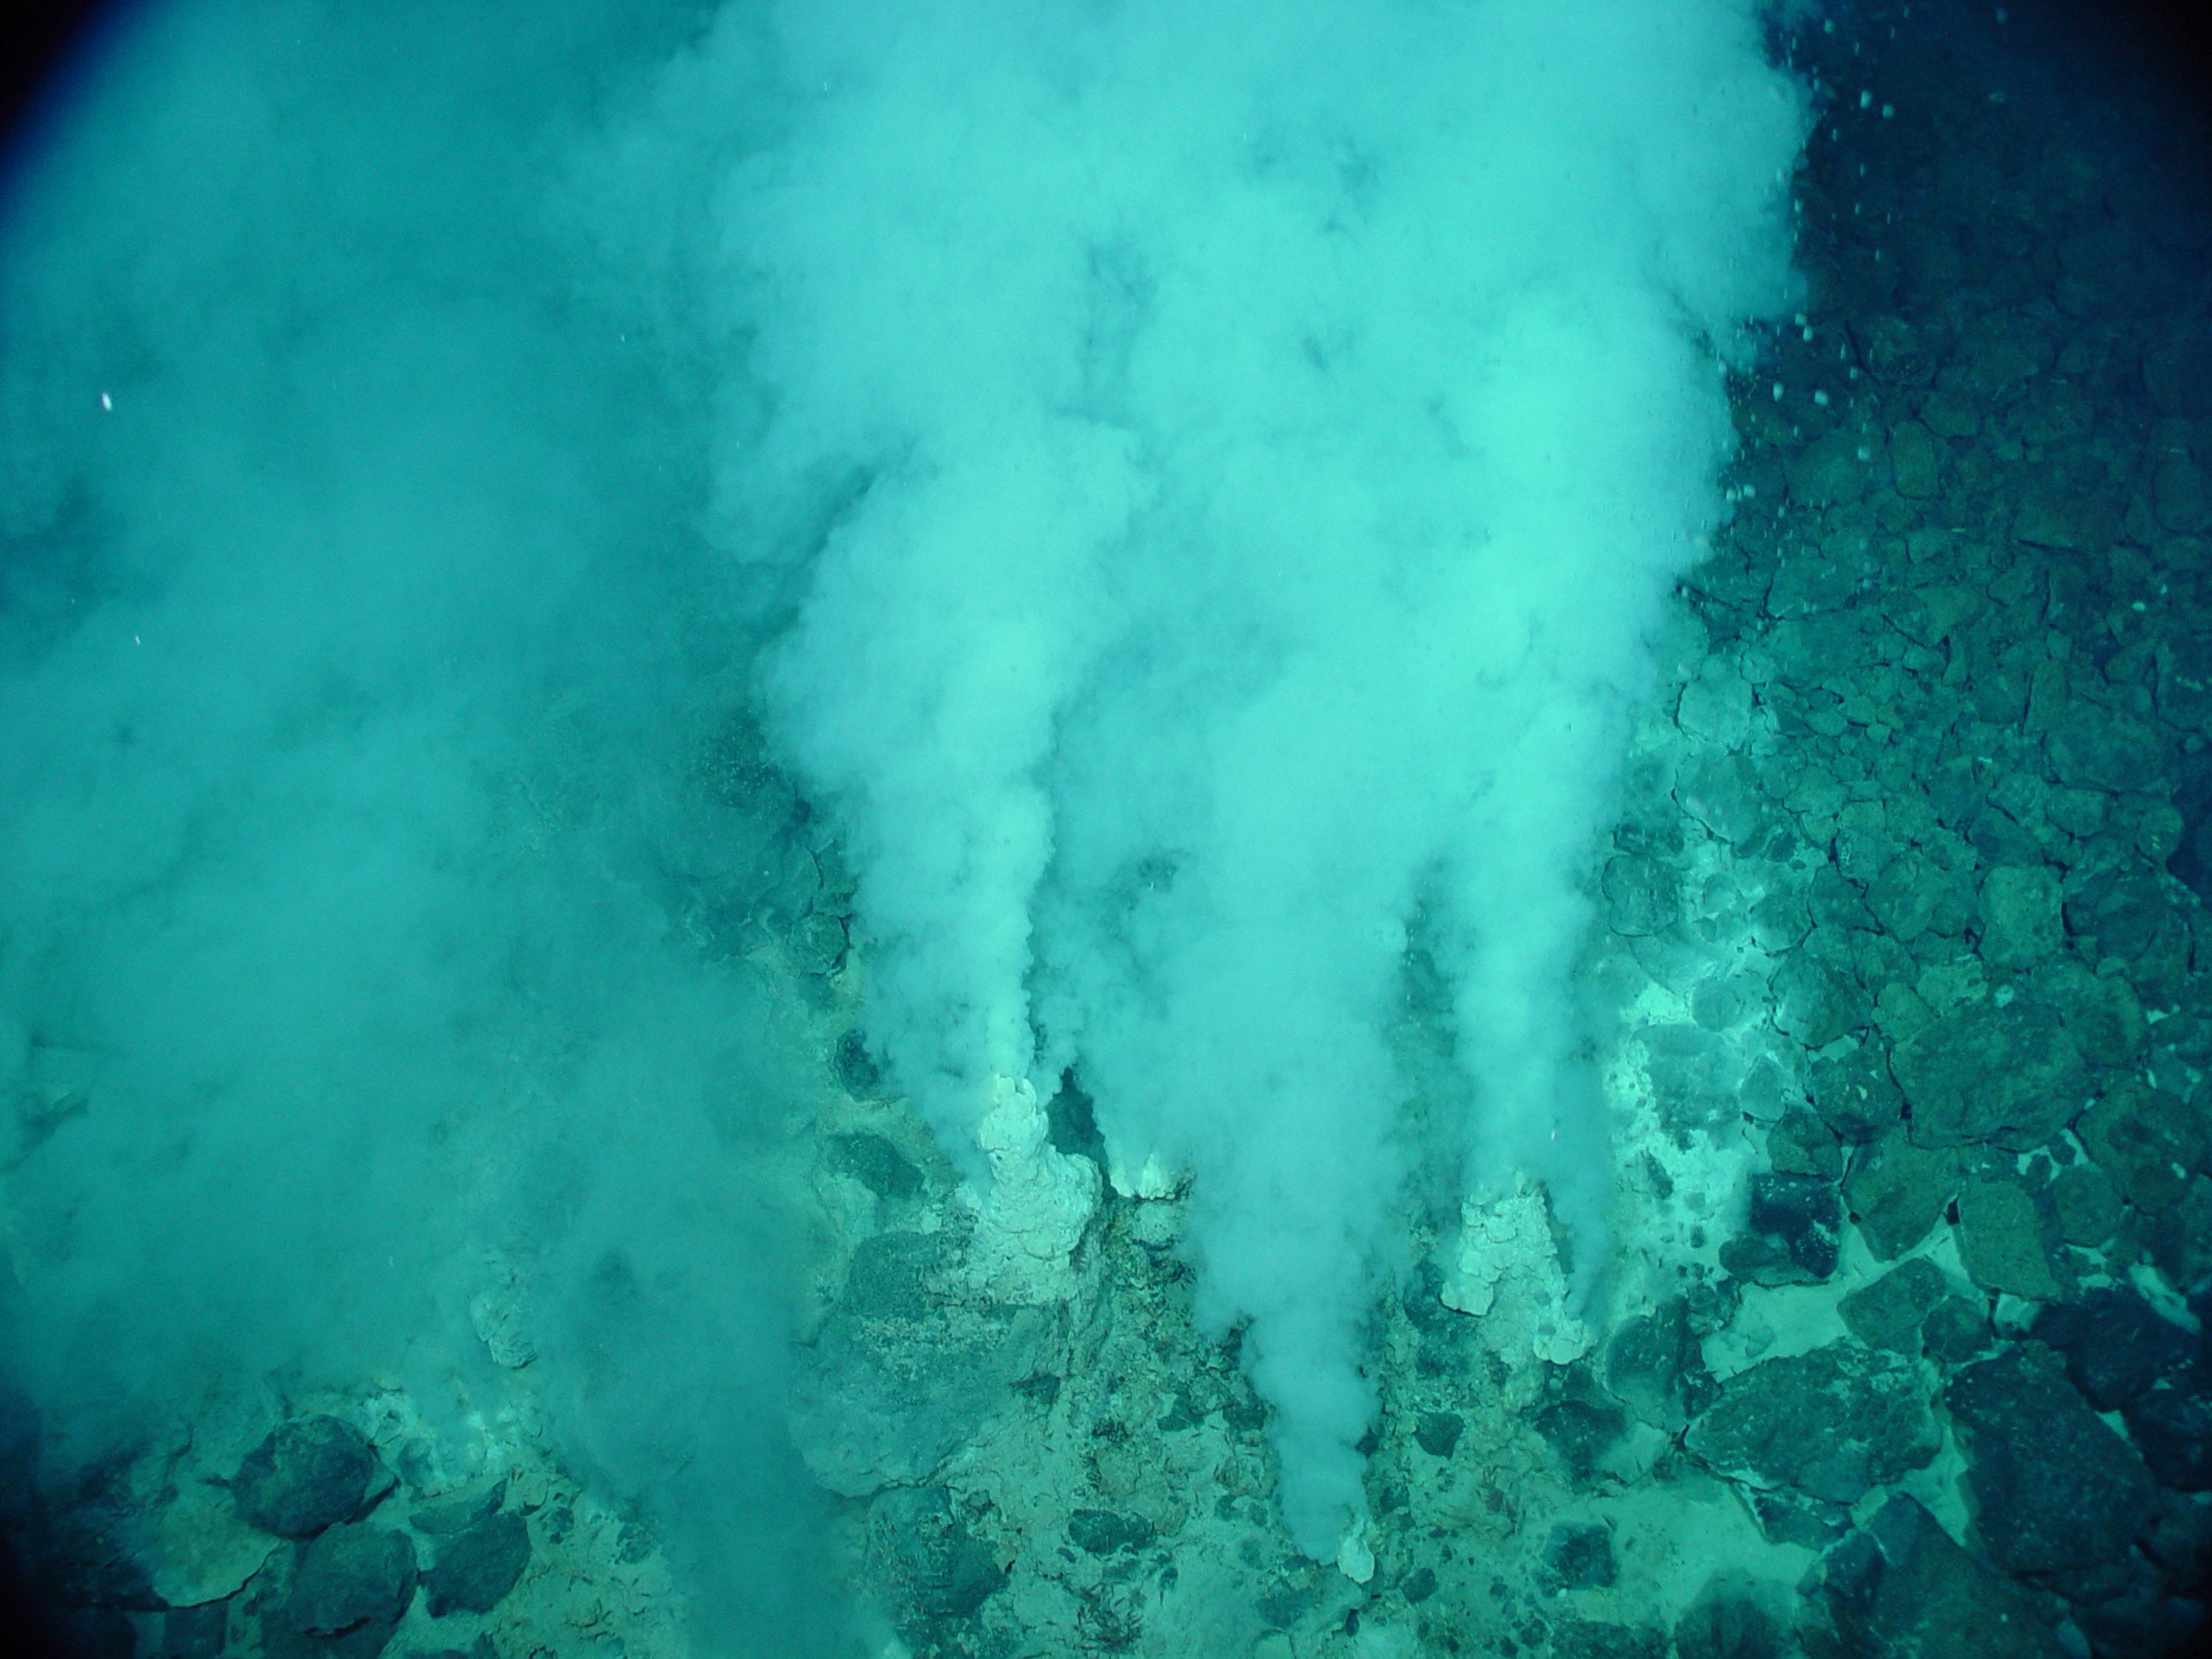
{"left": 1684, "top": 1340, "right": 1938, "bottom": 1506}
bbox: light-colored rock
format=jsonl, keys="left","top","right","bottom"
{"left": 148, "top": 1478, "right": 280, "bottom": 1607}
{"left": 964, "top": 1074, "right": 1099, "bottom": 1304}
{"left": 1443, "top": 1180, "right": 1591, "bottom": 1366}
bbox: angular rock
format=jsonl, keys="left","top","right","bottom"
{"left": 869, "top": 1487, "right": 1006, "bottom": 1620}
{"left": 1603, "top": 855, "right": 1680, "bottom": 938}
{"left": 1947, "top": 1347, "right": 2157, "bottom": 1574}
{"left": 1891, "top": 1003, "right": 2087, "bottom": 1150}
{"left": 1725, "top": 1174, "right": 1842, "bottom": 1284}
{"left": 2124, "top": 1386, "right": 2212, "bottom": 1491}
{"left": 2044, "top": 712, "right": 2166, "bottom": 796}
{"left": 1603, "top": 1298, "right": 1700, "bottom": 1433}
{"left": 1955, "top": 1178, "right": 2062, "bottom": 1301}
{"left": 1978, "top": 866, "right": 2064, "bottom": 970}
{"left": 1771, "top": 956, "right": 1869, "bottom": 1050}
{"left": 2152, "top": 1175, "right": 2212, "bottom": 1293}
{"left": 283, "top": 1523, "right": 417, "bottom": 1637}
{"left": 1809, "top": 1495, "right": 2067, "bottom": 1659}
{"left": 1921, "top": 1297, "right": 1992, "bottom": 1365}
{"left": 1785, "top": 428, "right": 1880, "bottom": 509}
{"left": 2048, "top": 1161, "right": 2125, "bottom": 1247}
{"left": 2078, "top": 1082, "right": 2208, "bottom": 1213}
{"left": 1677, "top": 754, "right": 1769, "bottom": 846}
{"left": 421, "top": 1512, "right": 529, "bottom": 1618}
{"left": 1843, "top": 1133, "right": 1961, "bottom": 1261}
{"left": 1887, "top": 420, "right": 1945, "bottom": 499}
{"left": 1543, "top": 1521, "right": 1616, "bottom": 1590}
{"left": 231, "top": 1418, "right": 379, "bottom": 1540}
{"left": 1684, "top": 1341, "right": 1938, "bottom": 1506}
{"left": 1840, "top": 1259, "right": 1947, "bottom": 1354}
{"left": 1807, "top": 1047, "right": 1905, "bottom": 1144}
{"left": 2032, "top": 1290, "right": 2193, "bottom": 1411}
{"left": 788, "top": 1270, "right": 1050, "bottom": 1496}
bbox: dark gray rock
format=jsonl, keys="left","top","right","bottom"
{"left": 1922, "top": 1297, "right": 1993, "bottom": 1365}
{"left": 232, "top": 1418, "right": 379, "bottom": 1540}
{"left": 1536, "top": 1396, "right": 1626, "bottom": 1483}
{"left": 869, "top": 1487, "right": 1006, "bottom": 1620}
{"left": 1771, "top": 955, "right": 1869, "bottom": 1050}
{"left": 1978, "top": 865, "right": 2065, "bottom": 969}
{"left": 2045, "top": 711, "right": 2166, "bottom": 796}
{"left": 1723, "top": 1174, "right": 1841, "bottom": 1284}
{"left": 1684, "top": 1341, "right": 1938, "bottom": 1506}
{"left": 1604, "top": 1297, "right": 1700, "bottom": 1433}
{"left": 2033, "top": 1290, "right": 2194, "bottom": 1411}
{"left": 2048, "top": 1161, "right": 2125, "bottom": 1246}
{"left": 1412, "top": 1411, "right": 1463, "bottom": 1458}
{"left": 1672, "top": 1580, "right": 1787, "bottom": 1659}
{"left": 421, "top": 1511, "right": 529, "bottom": 1617}
{"left": 1742, "top": 1485, "right": 1851, "bottom": 1548}
{"left": 160, "top": 1601, "right": 229, "bottom": 1659}
{"left": 2152, "top": 1175, "right": 2212, "bottom": 1293}
{"left": 1839, "top": 1259, "right": 1947, "bottom": 1354}
{"left": 1947, "top": 1346, "right": 2157, "bottom": 1573}
{"left": 1543, "top": 1521, "right": 1616, "bottom": 1590}
{"left": 1809, "top": 1495, "right": 2067, "bottom": 1659}
{"left": 1676, "top": 754, "right": 1769, "bottom": 846}
{"left": 1955, "top": 1178, "right": 2062, "bottom": 1301}
{"left": 1065, "top": 1509, "right": 1154, "bottom": 1556}
{"left": 2126, "top": 1385, "right": 2212, "bottom": 1491}
{"left": 406, "top": 1477, "right": 505, "bottom": 1537}
{"left": 283, "top": 1523, "right": 417, "bottom": 1636}
{"left": 1891, "top": 1002, "right": 2087, "bottom": 1150}
{"left": 1767, "top": 1107, "right": 1843, "bottom": 1179}
{"left": 2078, "top": 1082, "right": 2208, "bottom": 1214}
{"left": 828, "top": 1132, "right": 922, "bottom": 1201}
{"left": 1806, "top": 1047, "right": 1905, "bottom": 1144}
{"left": 1843, "top": 1133, "right": 1961, "bottom": 1260}
{"left": 787, "top": 1256, "right": 1051, "bottom": 1497}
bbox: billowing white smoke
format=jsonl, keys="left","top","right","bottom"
{"left": 704, "top": 0, "right": 1806, "bottom": 1554}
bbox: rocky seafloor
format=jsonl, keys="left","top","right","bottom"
{"left": 13, "top": 2, "right": 2212, "bottom": 1657}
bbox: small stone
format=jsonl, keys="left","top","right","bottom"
{"left": 1735, "top": 1173, "right": 1843, "bottom": 1282}
{"left": 1412, "top": 1411, "right": 1464, "bottom": 1458}
{"left": 1543, "top": 1521, "right": 1616, "bottom": 1590}
{"left": 1067, "top": 1509, "right": 1155, "bottom": 1557}
{"left": 1977, "top": 865, "right": 2064, "bottom": 970}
